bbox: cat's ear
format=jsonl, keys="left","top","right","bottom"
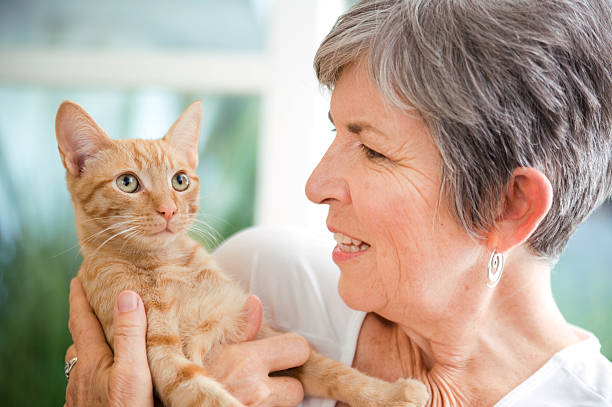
{"left": 55, "top": 101, "right": 112, "bottom": 176}
{"left": 163, "top": 101, "right": 202, "bottom": 168}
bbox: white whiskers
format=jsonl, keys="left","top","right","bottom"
{"left": 188, "top": 216, "right": 223, "bottom": 247}
{"left": 82, "top": 215, "right": 132, "bottom": 224}
{"left": 120, "top": 229, "right": 142, "bottom": 253}
{"left": 53, "top": 218, "right": 140, "bottom": 258}
{"left": 91, "top": 226, "right": 139, "bottom": 257}
{"left": 81, "top": 219, "right": 134, "bottom": 245}
{"left": 52, "top": 218, "right": 134, "bottom": 258}
{"left": 53, "top": 211, "right": 228, "bottom": 259}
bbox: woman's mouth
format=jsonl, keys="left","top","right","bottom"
{"left": 332, "top": 232, "right": 371, "bottom": 262}
{"left": 333, "top": 232, "right": 371, "bottom": 252}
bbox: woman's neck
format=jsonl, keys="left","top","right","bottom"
{"left": 351, "top": 256, "right": 585, "bottom": 406}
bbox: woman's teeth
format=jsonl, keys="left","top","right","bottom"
{"left": 333, "top": 233, "right": 371, "bottom": 252}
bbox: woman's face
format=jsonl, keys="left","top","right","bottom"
{"left": 306, "top": 62, "right": 484, "bottom": 322}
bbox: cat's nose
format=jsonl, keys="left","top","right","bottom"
{"left": 157, "top": 205, "right": 177, "bottom": 222}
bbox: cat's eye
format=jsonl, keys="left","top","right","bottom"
{"left": 116, "top": 174, "right": 139, "bottom": 193}
{"left": 172, "top": 172, "right": 190, "bottom": 191}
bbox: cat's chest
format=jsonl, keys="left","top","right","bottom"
{"left": 148, "top": 264, "right": 200, "bottom": 286}
{"left": 140, "top": 263, "right": 213, "bottom": 301}
{"left": 140, "top": 263, "right": 248, "bottom": 341}
{"left": 141, "top": 263, "right": 238, "bottom": 313}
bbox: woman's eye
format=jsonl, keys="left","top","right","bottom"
{"left": 172, "top": 172, "right": 190, "bottom": 191}
{"left": 116, "top": 174, "right": 139, "bottom": 193}
{"left": 360, "top": 144, "right": 386, "bottom": 161}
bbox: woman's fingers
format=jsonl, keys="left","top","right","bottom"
{"left": 206, "top": 332, "right": 310, "bottom": 406}
{"left": 68, "top": 278, "right": 110, "bottom": 357}
{"left": 243, "top": 295, "right": 263, "bottom": 341}
{"left": 107, "top": 290, "right": 154, "bottom": 407}
{"left": 266, "top": 376, "right": 305, "bottom": 407}
{"left": 65, "top": 344, "right": 76, "bottom": 362}
{"left": 67, "top": 277, "right": 113, "bottom": 406}
{"left": 65, "top": 369, "right": 75, "bottom": 407}
{"left": 111, "top": 291, "right": 148, "bottom": 366}
{"left": 223, "top": 376, "right": 304, "bottom": 407}
{"left": 65, "top": 280, "right": 154, "bottom": 407}
{"left": 217, "top": 333, "right": 310, "bottom": 378}
{"left": 107, "top": 290, "right": 154, "bottom": 406}
{"left": 227, "top": 376, "right": 304, "bottom": 407}
{"left": 257, "top": 333, "right": 310, "bottom": 372}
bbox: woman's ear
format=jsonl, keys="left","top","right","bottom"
{"left": 55, "top": 101, "right": 112, "bottom": 176}
{"left": 162, "top": 101, "right": 202, "bottom": 169}
{"left": 487, "top": 167, "right": 553, "bottom": 252}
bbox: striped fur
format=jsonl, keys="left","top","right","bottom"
{"left": 56, "top": 100, "right": 428, "bottom": 407}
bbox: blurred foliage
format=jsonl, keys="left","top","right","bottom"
{"left": 0, "top": 92, "right": 258, "bottom": 405}
{"left": 0, "top": 224, "right": 77, "bottom": 405}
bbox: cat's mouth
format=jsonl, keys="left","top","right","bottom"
{"left": 152, "top": 224, "right": 176, "bottom": 236}
{"left": 153, "top": 229, "right": 173, "bottom": 236}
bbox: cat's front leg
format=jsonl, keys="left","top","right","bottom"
{"left": 292, "top": 350, "right": 429, "bottom": 407}
{"left": 145, "top": 308, "right": 245, "bottom": 407}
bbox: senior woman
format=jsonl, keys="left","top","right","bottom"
{"left": 64, "top": 0, "right": 612, "bottom": 406}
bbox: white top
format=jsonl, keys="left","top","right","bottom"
{"left": 214, "top": 227, "right": 612, "bottom": 407}
{"left": 494, "top": 331, "right": 612, "bottom": 406}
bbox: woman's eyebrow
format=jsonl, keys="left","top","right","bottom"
{"left": 347, "top": 121, "right": 389, "bottom": 140}
{"left": 328, "top": 111, "right": 389, "bottom": 139}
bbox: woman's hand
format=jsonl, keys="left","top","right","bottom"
{"left": 65, "top": 278, "right": 309, "bottom": 407}
{"left": 65, "top": 278, "right": 154, "bottom": 407}
{"left": 202, "top": 296, "right": 311, "bottom": 407}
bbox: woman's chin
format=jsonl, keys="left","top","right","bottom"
{"left": 337, "top": 275, "right": 385, "bottom": 312}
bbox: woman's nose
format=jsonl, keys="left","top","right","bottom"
{"left": 305, "top": 141, "right": 351, "bottom": 205}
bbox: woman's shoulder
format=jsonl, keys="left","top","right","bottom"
{"left": 495, "top": 332, "right": 612, "bottom": 406}
{"left": 213, "top": 226, "right": 366, "bottom": 361}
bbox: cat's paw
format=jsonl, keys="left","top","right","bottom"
{"left": 385, "top": 378, "right": 429, "bottom": 407}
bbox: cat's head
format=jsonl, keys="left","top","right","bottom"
{"left": 55, "top": 100, "right": 202, "bottom": 251}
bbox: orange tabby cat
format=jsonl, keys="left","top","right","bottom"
{"left": 56, "top": 100, "right": 428, "bottom": 407}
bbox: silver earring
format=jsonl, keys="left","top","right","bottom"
{"left": 487, "top": 249, "right": 504, "bottom": 288}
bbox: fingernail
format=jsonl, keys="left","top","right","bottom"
{"left": 117, "top": 291, "right": 138, "bottom": 312}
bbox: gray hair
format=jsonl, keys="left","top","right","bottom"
{"left": 314, "top": 0, "right": 612, "bottom": 259}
